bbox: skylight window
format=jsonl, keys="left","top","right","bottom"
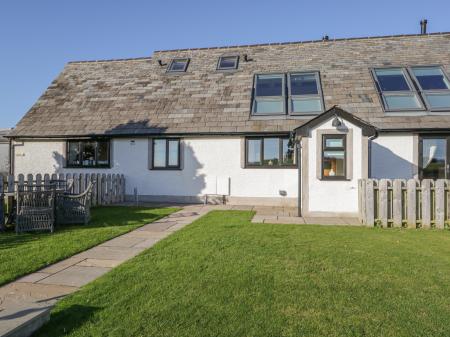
{"left": 167, "top": 58, "right": 189, "bottom": 73}
{"left": 411, "top": 66, "right": 450, "bottom": 110}
{"left": 252, "top": 74, "right": 285, "bottom": 115}
{"left": 373, "top": 68, "right": 423, "bottom": 111}
{"left": 289, "top": 72, "right": 324, "bottom": 114}
{"left": 217, "top": 56, "right": 239, "bottom": 70}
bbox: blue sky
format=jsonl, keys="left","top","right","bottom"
{"left": 1, "top": 0, "right": 449, "bottom": 128}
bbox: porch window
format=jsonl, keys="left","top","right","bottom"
{"left": 420, "top": 136, "right": 449, "bottom": 179}
{"left": 373, "top": 68, "right": 423, "bottom": 111}
{"left": 217, "top": 56, "right": 239, "bottom": 70}
{"left": 66, "top": 140, "right": 110, "bottom": 168}
{"left": 245, "top": 136, "right": 295, "bottom": 167}
{"left": 322, "top": 135, "right": 346, "bottom": 179}
{"left": 252, "top": 74, "right": 285, "bottom": 115}
{"left": 167, "top": 58, "right": 189, "bottom": 73}
{"left": 151, "top": 138, "right": 181, "bottom": 169}
{"left": 411, "top": 66, "right": 450, "bottom": 110}
{"left": 288, "top": 72, "right": 324, "bottom": 114}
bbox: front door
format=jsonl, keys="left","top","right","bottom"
{"left": 419, "top": 136, "right": 450, "bottom": 179}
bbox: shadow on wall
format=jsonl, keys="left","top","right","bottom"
{"left": 370, "top": 142, "right": 417, "bottom": 179}
{"left": 51, "top": 120, "right": 208, "bottom": 197}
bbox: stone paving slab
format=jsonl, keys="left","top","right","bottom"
{"left": 0, "top": 205, "right": 209, "bottom": 337}
{"left": 38, "top": 266, "right": 111, "bottom": 288}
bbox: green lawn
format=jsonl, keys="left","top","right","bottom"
{"left": 35, "top": 211, "right": 450, "bottom": 337}
{"left": 0, "top": 206, "right": 178, "bottom": 286}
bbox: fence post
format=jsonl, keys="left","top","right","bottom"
{"left": 392, "top": 179, "right": 403, "bottom": 227}
{"left": 44, "top": 174, "right": 50, "bottom": 190}
{"left": 106, "top": 174, "right": 112, "bottom": 204}
{"left": 101, "top": 174, "right": 106, "bottom": 205}
{"left": 407, "top": 179, "right": 417, "bottom": 229}
{"left": 379, "top": 179, "right": 389, "bottom": 228}
{"left": 421, "top": 179, "right": 432, "bottom": 229}
{"left": 435, "top": 179, "right": 445, "bottom": 229}
{"left": 18, "top": 174, "right": 24, "bottom": 192}
{"left": 27, "top": 174, "right": 33, "bottom": 191}
{"left": 365, "top": 179, "right": 375, "bottom": 226}
{"left": 97, "top": 174, "right": 102, "bottom": 205}
{"left": 8, "top": 175, "right": 14, "bottom": 193}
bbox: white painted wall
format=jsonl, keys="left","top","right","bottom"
{"left": 0, "top": 143, "right": 9, "bottom": 175}
{"left": 306, "top": 119, "right": 363, "bottom": 215}
{"left": 13, "top": 137, "right": 298, "bottom": 204}
{"left": 370, "top": 134, "right": 415, "bottom": 179}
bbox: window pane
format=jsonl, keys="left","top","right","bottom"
{"left": 323, "top": 151, "right": 345, "bottom": 177}
{"left": 422, "top": 138, "right": 446, "bottom": 179}
{"left": 291, "top": 98, "right": 322, "bottom": 113}
{"left": 247, "top": 139, "right": 261, "bottom": 165}
{"left": 282, "top": 138, "right": 294, "bottom": 165}
{"left": 253, "top": 100, "right": 284, "bottom": 114}
{"left": 384, "top": 94, "right": 421, "bottom": 110}
{"left": 424, "top": 93, "right": 450, "bottom": 109}
{"left": 375, "top": 68, "right": 410, "bottom": 91}
{"left": 412, "top": 67, "right": 450, "bottom": 90}
{"left": 153, "top": 139, "right": 166, "bottom": 167}
{"left": 81, "top": 142, "right": 96, "bottom": 166}
{"left": 263, "top": 138, "right": 279, "bottom": 166}
{"left": 168, "top": 140, "right": 179, "bottom": 166}
{"left": 256, "top": 74, "right": 283, "bottom": 96}
{"left": 218, "top": 56, "right": 237, "bottom": 69}
{"left": 325, "top": 138, "right": 343, "bottom": 148}
{"left": 97, "top": 141, "right": 109, "bottom": 165}
{"left": 68, "top": 142, "right": 80, "bottom": 166}
{"left": 169, "top": 59, "right": 188, "bottom": 72}
{"left": 290, "top": 73, "right": 318, "bottom": 95}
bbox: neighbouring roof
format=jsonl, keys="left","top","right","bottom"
{"left": 0, "top": 129, "right": 11, "bottom": 143}
{"left": 10, "top": 32, "right": 450, "bottom": 138}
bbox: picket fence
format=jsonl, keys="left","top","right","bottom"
{"left": 358, "top": 179, "right": 450, "bottom": 229}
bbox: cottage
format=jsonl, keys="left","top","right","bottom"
{"left": 8, "top": 32, "right": 450, "bottom": 217}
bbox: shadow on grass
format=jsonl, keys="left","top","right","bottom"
{"left": 36, "top": 305, "right": 99, "bottom": 337}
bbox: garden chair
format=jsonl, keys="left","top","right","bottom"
{"left": 56, "top": 182, "right": 93, "bottom": 225}
{"left": 15, "top": 190, "right": 56, "bottom": 233}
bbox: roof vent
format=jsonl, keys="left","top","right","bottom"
{"left": 420, "top": 19, "right": 428, "bottom": 35}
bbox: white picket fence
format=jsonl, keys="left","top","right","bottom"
{"left": 358, "top": 179, "right": 450, "bottom": 229}
{"left": 0, "top": 173, "right": 126, "bottom": 207}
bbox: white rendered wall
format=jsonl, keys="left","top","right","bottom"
{"left": 370, "top": 134, "right": 415, "bottom": 179}
{"left": 306, "top": 119, "right": 362, "bottom": 215}
{"left": 13, "top": 137, "right": 298, "bottom": 203}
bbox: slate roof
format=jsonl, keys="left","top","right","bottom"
{"left": 10, "top": 32, "right": 450, "bottom": 138}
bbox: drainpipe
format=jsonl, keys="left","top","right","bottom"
{"left": 296, "top": 137, "right": 302, "bottom": 217}
{"left": 8, "top": 138, "right": 13, "bottom": 176}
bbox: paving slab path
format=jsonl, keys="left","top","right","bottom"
{"left": 0, "top": 204, "right": 219, "bottom": 337}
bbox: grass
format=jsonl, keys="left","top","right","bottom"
{"left": 0, "top": 206, "right": 179, "bottom": 286}
{"left": 35, "top": 210, "right": 450, "bottom": 337}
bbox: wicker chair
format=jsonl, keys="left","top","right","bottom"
{"left": 16, "top": 190, "right": 56, "bottom": 233}
{"left": 56, "top": 183, "right": 93, "bottom": 225}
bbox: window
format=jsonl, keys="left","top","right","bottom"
{"left": 245, "top": 136, "right": 295, "bottom": 167}
{"left": 373, "top": 68, "right": 423, "bottom": 111}
{"left": 420, "top": 136, "right": 450, "bottom": 179}
{"left": 411, "top": 66, "right": 450, "bottom": 110}
{"left": 217, "top": 56, "right": 239, "bottom": 70}
{"left": 252, "top": 74, "right": 285, "bottom": 115}
{"left": 288, "top": 72, "right": 324, "bottom": 114}
{"left": 151, "top": 138, "right": 181, "bottom": 169}
{"left": 167, "top": 58, "right": 189, "bottom": 73}
{"left": 66, "top": 140, "right": 110, "bottom": 168}
{"left": 322, "top": 135, "right": 346, "bottom": 179}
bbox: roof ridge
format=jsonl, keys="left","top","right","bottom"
{"left": 153, "top": 31, "right": 450, "bottom": 53}
{"left": 68, "top": 56, "right": 152, "bottom": 64}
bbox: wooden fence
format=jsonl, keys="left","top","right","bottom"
{"left": 358, "top": 179, "right": 450, "bottom": 229}
{"left": 0, "top": 173, "right": 125, "bottom": 212}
